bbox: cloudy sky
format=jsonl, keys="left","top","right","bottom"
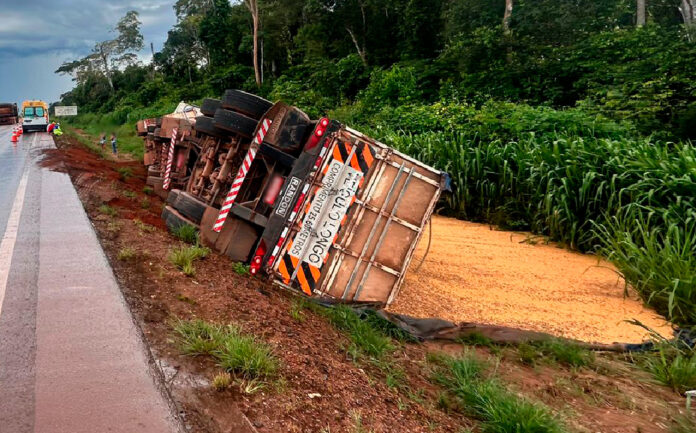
{"left": 0, "top": 0, "right": 177, "bottom": 106}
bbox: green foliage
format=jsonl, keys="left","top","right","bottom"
{"left": 517, "top": 340, "right": 594, "bottom": 368}
{"left": 117, "top": 247, "right": 136, "bottom": 261}
{"left": 215, "top": 329, "right": 279, "bottom": 380}
{"left": 57, "top": 0, "right": 696, "bottom": 328}
{"left": 168, "top": 244, "right": 210, "bottom": 276}
{"left": 173, "top": 319, "right": 279, "bottom": 380}
{"left": 98, "top": 204, "right": 117, "bottom": 217}
{"left": 116, "top": 167, "right": 133, "bottom": 180}
{"left": 431, "top": 352, "right": 566, "bottom": 433}
{"left": 324, "top": 306, "right": 395, "bottom": 360}
{"left": 594, "top": 216, "right": 696, "bottom": 325}
{"left": 171, "top": 224, "right": 199, "bottom": 244}
{"left": 637, "top": 338, "right": 696, "bottom": 394}
{"left": 174, "top": 319, "right": 227, "bottom": 355}
{"left": 231, "top": 262, "right": 250, "bottom": 276}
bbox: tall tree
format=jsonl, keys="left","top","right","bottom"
{"left": 244, "top": 0, "right": 263, "bottom": 86}
{"left": 637, "top": 0, "right": 647, "bottom": 26}
{"left": 56, "top": 11, "right": 144, "bottom": 91}
{"left": 503, "top": 0, "right": 514, "bottom": 34}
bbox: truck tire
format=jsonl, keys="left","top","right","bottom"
{"left": 200, "top": 98, "right": 222, "bottom": 117}
{"left": 221, "top": 90, "right": 272, "bottom": 120}
{"left": 162, "top": 206, "right": 199, "bottom": 232}
{"left": 194, "top": 116, "right": 228, "bottom": 139}
{"left": 147, "top": 124, "right": 156, "bottom": 133}
{"left": 172, "top": 192, "right": 207, "bottom": 225}
{"left": 166, "top": 189, "right": 181, "bottom": 207}
{"left": 213, "top": 109, "right": 256, "bottom": 138}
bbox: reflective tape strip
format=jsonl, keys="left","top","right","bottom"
{"left": 162, "top": 128, "right": 178, "bottom": 190}
{"left": 213, "top": 119, "right": 272, "bottom": 232}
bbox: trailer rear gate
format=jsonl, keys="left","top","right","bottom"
{"left": 272, "top": 127, "right": 444, "bottom": 306}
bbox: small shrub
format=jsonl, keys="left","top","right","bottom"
{"left": 171, "top": 224, "right": 198, "bottom": 244}
{"left": 539, "top": 340, "right": 594, "bottom": 368}
{"left": 140, "top": 198, "right": 151, "bottom": 209}
{"left": 215, "top": 327, "right": 279, "bottom": 380}
{"left": 324, "top": 306, "right": 395, "bottom": 360}
{"left": 143, "top": 186, "right": 154, "bottom": 195}
{"left": 117, "top": 166, "right": 133, "bottom": 180}
{"left": 168, "top": 245, "right": 210, "bottom": 276}
{"left": 173, "top": 319, "right": 226, "bottom": 356}
{"left": 98, "top": 204, "right": 117, "bottom": 217}
{"left": 122, "top": 190, "right": 136, "bottom": 199}
{"left": 232, "top": 262, "right": 250, "bottom": 276}
{"left": 640, "top": 343, "right": 696, "bottom": 393}
{"left": 212, "top": 372, "right": 232, "bottom": 391}
{"left": 117, "top": 247, "right": 136, "bottom": 261}
{"left": 133, "top": 219, "right": 155, "bottom": 233}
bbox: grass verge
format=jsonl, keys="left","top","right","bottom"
{"left": 430, "top": 351, "right": 566, "bottom": 433}
{"left": 173, "top": 319, "right": 279, "bottom": 381}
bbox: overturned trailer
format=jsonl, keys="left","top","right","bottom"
{"left": 146, "top": 90, "right": 447, "bottom": 307}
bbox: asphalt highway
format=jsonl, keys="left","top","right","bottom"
{"left": 0, "top": 126, "right": 179, "bottom": 433}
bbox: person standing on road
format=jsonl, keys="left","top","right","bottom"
{"left": 110, "top": 133, "right": 118, "bottom": 155}
{"left": 99, "top": 133, "right": 106, "bottom": 150}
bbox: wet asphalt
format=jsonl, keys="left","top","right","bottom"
{"left": 0, "top": 126, "right": 179, "bottom": 433}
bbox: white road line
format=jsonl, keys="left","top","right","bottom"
{"left": 0, "top": 134, "right": 36, "bottom": 317}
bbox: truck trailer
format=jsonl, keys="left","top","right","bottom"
{"left": 143, "top": 90, "right": 447, "bottom": 307}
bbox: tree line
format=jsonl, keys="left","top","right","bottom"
{"left": 57, "top": 0, "right": 696, "bottom": 139}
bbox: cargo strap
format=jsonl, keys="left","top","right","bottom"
{"left": 213, "top": 118, "right": 272, "bottom": 232}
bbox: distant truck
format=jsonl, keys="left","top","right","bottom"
{"left": 0, "top": 102, "right": 18, "bottom": 126}
{"left": 142, "top": 91, "right": 448, "bottom": 307}
{"left": 21, "top": 100, "right": 49, "bottom": 133}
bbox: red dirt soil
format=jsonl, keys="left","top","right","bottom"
{"left": 41, "top": 132, "right": 691, "bottom": 433}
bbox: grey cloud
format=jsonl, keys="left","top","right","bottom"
{"left": 0, "top": 0, "right": 176, "bottom": 104}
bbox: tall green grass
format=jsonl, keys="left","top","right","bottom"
{"left": 380, "top": 129, "right": 696, "bottom": 325}
{"left": 173, "top": 319, "right": 278, "bottom": 380}
{"left": 431, "top": 352, "right": 566, "bottom": 433}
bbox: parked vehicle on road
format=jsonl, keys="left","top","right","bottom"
{"left": 0, "top": 102, "right": 18, "bottom": 126}
{"left": 21, "top": 100, "right": 49, "bottom": 133}
{"left": 142, "top": 90, "right": 447, "bottom": 307}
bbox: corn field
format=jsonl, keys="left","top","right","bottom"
{"left": 382, "top": 130, "right": 696, "bottom": 326}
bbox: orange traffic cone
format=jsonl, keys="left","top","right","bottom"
{"left": 18, "top": 127, "right": 22, "bottom": 135}
{"left": 11, "top": 133, "right": 18, "bottom": 143}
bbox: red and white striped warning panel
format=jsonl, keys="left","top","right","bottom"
{"left": 213, "top": 118, "right": 272, "bottom": 232}
{"left": 162, "top": 127, "right": 178, "bottom": 190}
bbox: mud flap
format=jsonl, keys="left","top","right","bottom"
{"left": 200, "top": 207, "right": 259, "bottom": 262}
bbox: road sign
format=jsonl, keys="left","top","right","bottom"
{"left": 54, "top": 106, "right": 78, "bottom": 116}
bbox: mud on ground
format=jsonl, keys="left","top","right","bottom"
{"left": 43, "top": 132, "right": 690, "bottom": 433}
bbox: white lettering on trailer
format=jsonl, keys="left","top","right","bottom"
{"left": 289, "top": 159, "right": 363, "bottom": 268}
{"left": 275, "top": 176, "right": 301, "bottom": 218}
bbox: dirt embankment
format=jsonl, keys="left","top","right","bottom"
{"left": 389, "top": 217, "right": 672, "bottom": 344}
{"left": 41, "top": 132, "right": 687, "bottom": 433}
